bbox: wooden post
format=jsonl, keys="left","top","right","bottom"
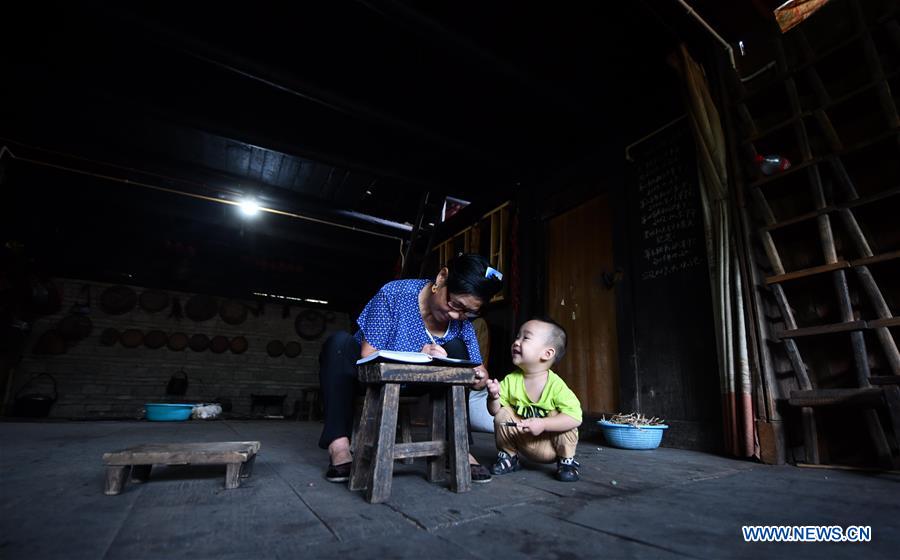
{"left": 240, "top": 455, "right": 256, "bottom": 479}
{"left": 448, "top": 386, "right": 471, "bottom": 493}
{"left": 834, "top": 266, "right": 893, "bottom": 465}
{"left": 773, "top": 282, "right": 819, "bottom": 464}
{"left": 817, "top": 214, "right": 838, "bottom": 264}
{"left": 225, "top": 463, "right": 242, "bottom": 489}
{"left": 427, "top": 390, "right": 447, "bottom": 483}
{"left": 365, "top": 383, "right": 400, "bottom": 504}
{"left": 855, "top": 267, "right": 900, "bottom": 375}
{"left": 398, "top": 403, "right": 414, "bottom": 465}
{"left": 349, "top": 385, "right": 381, "bottom": 492}
{"left": 104, "top": 466, "right": 130, "bottom": 496}
{"left": 760, "top": 232, "right": 785, "bottom": 275}
{"left": 828, "top": 158, "right": 859, "bottom": 200}
{"left": 771, "top": 285, "right": 797, "bottom": 331}
{"left": 838, "top": 209, "right": 873, "bottom": 258}
{"left": 814, "top": 109, "right": 843, "bottom": 151}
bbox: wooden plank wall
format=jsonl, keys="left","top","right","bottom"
{"left": 546, "top": 195, "right": 620, "bottom": 414}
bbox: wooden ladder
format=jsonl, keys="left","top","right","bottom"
{"left": 732, "top": 0, "right": 900, "bottom": 467}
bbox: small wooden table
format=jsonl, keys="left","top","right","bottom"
{"left": 102, "top": 441, "right": 261, "bottom": 495}
{"left": 349, "top": 363, "right": 474, "bottom": 503}
{"left": 295, "top": 386, "right": 321, "bottom": 421}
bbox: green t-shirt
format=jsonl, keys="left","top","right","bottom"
{"left": 499, "top": 370, "right": 582, "bottom": 422}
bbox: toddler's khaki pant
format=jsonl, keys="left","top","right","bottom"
{"left": 493, "top": 406, "right": 578, "bottom": 462}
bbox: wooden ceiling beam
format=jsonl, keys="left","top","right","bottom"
{"left": 120, "top": 14, "right": 519, "bottom": 176}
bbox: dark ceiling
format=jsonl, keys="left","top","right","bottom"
{"left": 1, "top": 0, "right": 778, "bottom": 309}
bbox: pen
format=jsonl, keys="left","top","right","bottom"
{"left": 501, "top": 421, "right": 519, "bottom": 427}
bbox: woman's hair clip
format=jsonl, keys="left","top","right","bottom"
{"left": 485, "top": 266, "right": 503, "bottom": 281}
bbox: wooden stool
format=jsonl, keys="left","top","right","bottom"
{"left": 102, "top": 441, "right": 261, "bottom": 495}
{"left": 349, "top": 363, "right": 474, "bottom": 503}
{"left": 295, "top": 386, "right": 322, "bottom": 421}
{"left": 351, "top": 395, "right": 421, "bottom": 465}
{"left": 250, "top": 394, "right": 286, "bottom": 418}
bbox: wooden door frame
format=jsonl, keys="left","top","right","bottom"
{"left": 538, "top": 187, "right": 633, "bottom": 416}
{"left": 520, "top": 157, "right": 637, "bottom": 418}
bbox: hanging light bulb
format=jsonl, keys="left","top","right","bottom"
{"left": 239, "top": 198, "right": 260, "bottom": 217}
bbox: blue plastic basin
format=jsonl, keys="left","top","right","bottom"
{"left": 598, "top": 420, "right": 668, "bottom": 450}
{"left": 145, "top": 403, "right": 196, "bottom": 421}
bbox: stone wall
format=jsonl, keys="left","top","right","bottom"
{"left": 9, "top": 279, "right": 350, "bottom": 418}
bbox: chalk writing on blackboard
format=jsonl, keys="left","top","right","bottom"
{"left": 633, "top": 124, "right": 703, "bottom": 281}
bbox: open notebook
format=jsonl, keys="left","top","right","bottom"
{"left": 356, "top": 350, "right": 478, "bottom": 367}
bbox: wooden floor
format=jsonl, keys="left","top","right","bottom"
{"left": 1, "top": 420, "right": 897, "bottom": 559}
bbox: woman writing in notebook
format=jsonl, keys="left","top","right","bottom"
{"left": 319, "top": 254, "right": 503, "bottom": 483}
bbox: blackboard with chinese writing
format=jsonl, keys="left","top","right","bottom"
{"left": 623, "top": 119, "right": 720, "bottom": 451}
{"left": 633, "top": 122, "right": 704, "bottom": 281}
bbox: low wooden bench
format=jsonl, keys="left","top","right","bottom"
{"left": 102, "top": 441, "right": 261, "bottom": 495}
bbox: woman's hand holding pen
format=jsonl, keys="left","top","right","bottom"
{"left": 420, "top": 343, "right": 448, "bottom": 357}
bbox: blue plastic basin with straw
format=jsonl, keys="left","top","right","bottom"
{"left": 145, "top": 403, "right": 196, "bottom": 421}
{"left": 597, "top": 420, "right": 669, "bottom": 450}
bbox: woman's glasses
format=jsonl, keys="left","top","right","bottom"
{"left": 438, "top": 264, "right": 500, "bottom": 319}
{"left": 446, "top": 294, "right": 481, "bottom": 319}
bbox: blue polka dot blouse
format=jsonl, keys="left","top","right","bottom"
{"left": 354, "top": 279, "right": 482, "bottom": 364}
